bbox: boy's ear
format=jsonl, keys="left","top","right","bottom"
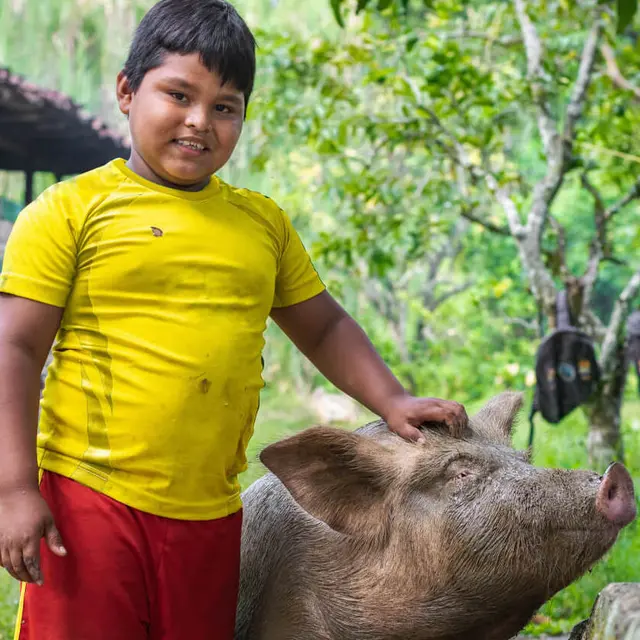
{"left": 116, "top": 71, "right": 134, "bottom": 116}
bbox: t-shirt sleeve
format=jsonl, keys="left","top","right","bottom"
{"left": 0, "top": 186, "right": 78, "bottom": 308}
{"left": 272, "top": 209, "right": 325, "bottom": 309}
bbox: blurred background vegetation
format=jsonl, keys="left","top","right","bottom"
{"left": 0, "top": 0, "right": 638, "bottom": 637}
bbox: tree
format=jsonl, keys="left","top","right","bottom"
{"left": 310, "top": 0, "right": 639, "bottom": 466}
{"left": 329, "top": 0, "right": 640, "bottom": 34}
{"left": 250, "top": 23, "right": 514, "bottom": 398}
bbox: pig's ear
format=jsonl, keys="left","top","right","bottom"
{"left": 471, "top": 391, "right": 524, "bottom": 445}
{"left": 260, "top": 426, "right": 394, "bottom": 538}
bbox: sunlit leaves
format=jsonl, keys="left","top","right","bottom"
{"left": 329, "top": 0, "right": 639, "bottom": 35}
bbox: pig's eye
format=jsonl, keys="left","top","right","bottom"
{"left": 445, "top": 456, "right": 480, "bottom": 485}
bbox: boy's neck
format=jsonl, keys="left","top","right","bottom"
{"left": 126, "top": 153, "right": 212, "bottom": 193}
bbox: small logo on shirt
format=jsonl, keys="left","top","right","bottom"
{"left": 151, "top": 227, "right": 164, "bottom": 237}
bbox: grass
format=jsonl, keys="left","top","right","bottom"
{"left": 0, "top": 577, "right": 17, "bottom": 640}
{"left": 0, "top": 392, "right": 637, "bottom": 639}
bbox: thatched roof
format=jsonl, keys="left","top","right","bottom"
{"left": 0, "top": 67, "right": 129, "bottom": 176}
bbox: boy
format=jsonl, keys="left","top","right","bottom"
{"left": 0, "top": 1, "right": 468, "bottom": 638}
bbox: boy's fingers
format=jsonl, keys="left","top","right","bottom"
{"left": 437, "top": 402, "right": 467, "bottom": 437}
{"left": 454, "top": 403, "right": 469, "bottom": 429}
{"left": 9, "top": 547, "right": 32, "bottom": 584}
{"left": 394, "top": 423, "right": 426, "bottom": 444}
{"left": 23, "top": 540, "right": 42, "bottom": 585}
{"left": 413, "top": 402, "right": 455, "bottom": 434}
{"left": 45, "top": 522, "right": 67, "bottom": 557}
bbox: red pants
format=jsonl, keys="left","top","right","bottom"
{"left": 15, "top": 471, "right": 243, "bottom": 640}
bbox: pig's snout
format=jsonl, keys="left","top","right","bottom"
{"left": 595, "top": 462, "right": 637, "bottom": 527}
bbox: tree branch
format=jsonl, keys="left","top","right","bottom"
{"left": 583, "top": 240, "right": 603, "bottom": 308}
{"left": 600, "top": 269, "right": 640, "bottom": 377}
{"left": 547, "top": 214, "right": 570, "bottom": 279}
{"left": 430, "top": 281, "right": 475, "bottom": 310}
{"left": 581, "top": 171, "right": 607, "bottom": 291}
{"left": 580, "top": 308, "right": 607, "bottom": 343}
{"left": 602, "top": 255, "right": 629, "bottom": 267}
{"left": 420, "top": 96, "right": 554, "bottom": 301}
{"left": 605, "top": 174, "right": 640, "bottom": 222}
{"left": 513, "top": 0, "right": 556, "bottom": 157}
{"left": 440, "top": 31, "right": 522, "bottom": 47}
{"left": 524, "top": 22, "right": 602, "bottom": 245}
{"left": 564, "top": 22, "right": 603, "bottom": 149}
{"left": 580, "top": 172, "right": 640, "bottom": 307}
{"left": 426, "top": 219, "right": 469, "bottom": 284}
{"left": 510, "top": 17, "right": 602, "bottom": 312}
{"left": 460, "top": 207, "right": 510, "bottom": 236}
{"left": 482, "top": 175, "right": 527, "bottom": 238}
{"left": 581, "top": 171, "right": 606, "bottom": 216}
{"left": 502, "top": 314, "right": 539, "bottom": 333}
{"left": 600, "top": 42, "right": 640, "bottom": 103}
{"left": 417, "top": 103, "right": 526, "bottom": 237}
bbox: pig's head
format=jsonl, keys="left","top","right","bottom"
{"left": 259, "top": 392, "right": 636, "bottom": 639}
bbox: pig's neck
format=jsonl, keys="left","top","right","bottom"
{"left": 296, "top": 537, "right": 542, "bottom": 640}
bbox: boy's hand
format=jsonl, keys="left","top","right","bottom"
{"left": 0, "top": 487, "right": 66, "bottom": 585}
{"left": 383, "top": 394, "right": 469, "bottom": 443}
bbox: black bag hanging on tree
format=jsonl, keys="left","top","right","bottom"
{"left": 528, "top": 290, "right": 601, "bottom": 448}
{"left": 626, "top": 310, "right": 640, "bottom": 395}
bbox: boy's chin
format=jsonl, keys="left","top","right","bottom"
{"left": 161, "top": 166, "right": 214, "bottom": 189}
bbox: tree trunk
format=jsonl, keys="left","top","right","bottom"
{"left": 585, "top": 343, "right": 627, "bottom": 469}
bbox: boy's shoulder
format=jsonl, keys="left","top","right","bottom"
{"left": 217, "top": 179, "right": 287, "bottom": 226}
{"left": 34, "top": 160, "right": 125, "bottom": 214}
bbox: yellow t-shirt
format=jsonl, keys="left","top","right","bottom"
{"left": 0, "top": 159, "right": 325, "bottom": 520}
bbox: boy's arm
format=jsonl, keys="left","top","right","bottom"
{"left": 270, "top": 291, "right": 468, "bottom": 442}
{"left": 0, "top": 294, "right": 67, "bottom": 585}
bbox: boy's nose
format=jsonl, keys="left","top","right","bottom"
{"left": 185, "top": 109, "right": 212, "bottom": 133}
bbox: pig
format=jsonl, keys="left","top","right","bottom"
{"left": 235, "top": 392, "right": 637, "bottom": 640}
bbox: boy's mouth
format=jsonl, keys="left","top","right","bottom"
{"left": 173, "top": 138, "right": 209, "bottom": 154}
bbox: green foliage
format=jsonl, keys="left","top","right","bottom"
{"left": 329, "top": 0, "right": 639, "bottom": 35}
{"left": 617, "top": 0, "right": 639, "bottom": 32}
{"left": 251, "top": 0, "right": 639, "bottom": 401}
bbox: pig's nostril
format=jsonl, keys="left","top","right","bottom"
{"left": 596, "top": 462, "right": 637, "bottom": 527}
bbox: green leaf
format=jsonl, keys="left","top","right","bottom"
{"left": 357, "top": 0, "right": 370, "bottom": 12}
{"left": 617, "top": 0, "right": 638, "bottom": 33}
{"left": 330, "top": 0, "right": 345, "bottom": 27}
{"left": 406, "top": 35, "right": 419, "bottom": 52}
{"left": 377, "top": 0, "right": 394, "bottom": 9}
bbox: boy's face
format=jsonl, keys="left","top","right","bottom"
{"left": 117, "top": 53, "right": 245, "bottom": 191}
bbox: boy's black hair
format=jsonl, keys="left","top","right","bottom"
{"left": 123, "top": 0, "right": 256, "bottom": 107}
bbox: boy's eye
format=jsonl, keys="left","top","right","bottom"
{"left": 169, "top": 92, "right": 187, "bottom": 103}
{"left": 215, "top": 104, "right": 231, "bottom": 113}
